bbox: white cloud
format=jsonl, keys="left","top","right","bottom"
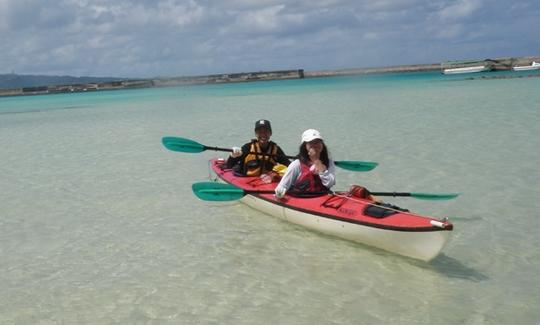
{"left": 155, "top": 0, "right": 206, "bottom": 27}
{"left": 0, "top": 1, "right": 6, "bottom": 31}
{"left": 236, "top": 8, "right": 281, "bottom": 33}
{"left": 438, "top": 0, "right": 483, "bottom": 20}
{"left": 435, "top": 23, "right": 465, "bottom": 39}
{"left": 1, "top": 0, "right": 539, "bottom": 77}
{"left": 363, "top": 0, "right": 420, "bottom": 11}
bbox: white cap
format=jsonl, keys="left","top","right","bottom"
{"left": 301, "top": 129, "right": 323, "bottom": 143}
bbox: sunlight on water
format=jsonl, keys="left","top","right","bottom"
{"left": 1, "top": 72, "right": 540, "bottom": 323}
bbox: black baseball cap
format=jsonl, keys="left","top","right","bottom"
{"left": 254, "top": 119, "right": 272, "bottom": 132}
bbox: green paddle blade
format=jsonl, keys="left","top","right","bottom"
{"left": 410, "top": 192, "right": 459, "bottom": 200}
{"left": 192, "top": 182, "right": 245, "bottom": 201}
{"left": 162, "top": 137, "right": 206, "bottom": 153}
{"left": 334, "top": 160, "right": 378, "bottom": 172}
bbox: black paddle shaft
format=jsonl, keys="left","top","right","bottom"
{"left": 203, "top": 145, "right": 296, "bottom": 159}
{"left": 369, "top": 192, "right": 411, "bottom": 197}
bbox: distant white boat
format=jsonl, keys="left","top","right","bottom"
{"left": 512, "top": 61, "right": 540, "bottom": 71}
{"left": 443, "top": 65, "right": 491, "bottom": 75}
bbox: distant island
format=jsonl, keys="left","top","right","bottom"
{"left": 1, "top": 55, "right": 538, "bottom": 97}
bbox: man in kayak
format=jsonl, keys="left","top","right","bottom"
{"left": 275, "top": 129, "right": 336, "bottom": 198}
{"left": 226, "top": 119, "right": 290, "bottom": 176}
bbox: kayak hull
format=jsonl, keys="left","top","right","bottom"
{"left": 241, "top": 194, "right": 451, "bottom": 261}
{"left": 209, "top": 159, "right": 452, "bottom": 261}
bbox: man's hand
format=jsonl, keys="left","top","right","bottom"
{"left": 231, "top": 147, "right": 242, "bottom": 158}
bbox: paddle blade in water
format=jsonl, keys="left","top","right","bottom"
{"left": 192, "top": 182, "right": 245, "bottom": 201}
{"left": 162, "top": 137, "right": 205, "bottom": 153}
{"left": 334, "top": 160, "right": 378, "bottom": 172}
{"left": 410, "top": 192, "right": 459, "bottom": 200}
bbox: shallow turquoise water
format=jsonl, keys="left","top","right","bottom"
{"left": 1, "top": 71, "right": 540, "bottom": 324}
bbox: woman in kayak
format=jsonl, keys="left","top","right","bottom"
{"left": 275, "top": 129, "right": 336, "bottom": 198}
{"left": 226, "top": 119, "right": 290, "bottom": 176}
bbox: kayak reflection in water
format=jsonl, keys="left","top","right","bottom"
{"left": 275, "top": 129, "right": 336, "bottom": 198}
{"left": 226, "top": 119, "right": 290, "bottom": 176}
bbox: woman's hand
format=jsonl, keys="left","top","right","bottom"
{"left": 275, "top": 186, "right": 287, "bottom": 199}
{"left": 310, "top": 159, "right": 327, "bottom": 174}
{"left": 307, "top": 141, "right": 326, "bottom": 174}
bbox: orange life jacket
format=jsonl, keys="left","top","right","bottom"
{"left": 243, "top": 141, "right": 278, "bottom": 176}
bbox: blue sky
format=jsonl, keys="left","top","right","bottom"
{"left": 1, "top": 0, "right": 539, "bottom": 78}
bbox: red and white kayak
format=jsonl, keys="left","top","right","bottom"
{"left": 208, "top": 158, "right": 453, "bottom": 261}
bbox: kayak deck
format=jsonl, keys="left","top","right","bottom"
{"left": 211, "top": 159, "right": 452, "bottom": 232}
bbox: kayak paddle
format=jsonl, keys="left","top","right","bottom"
{"left": 192, "top": 182, "right": 459, "bottom": 201}
{"left": 368, "top": 192, "right": 459, "bottom": 200}
{"left": 334, "top": 160, "right": 378, "bottom": 172}
{"left": 162, "top": 136, "right": 378, "bottom": 172}
{"left": 192, "top": 182, "right": 274, "bottom": 201}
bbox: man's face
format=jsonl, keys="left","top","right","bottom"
{"left": 255, "top": 127, "right": 271, "bottom": 146}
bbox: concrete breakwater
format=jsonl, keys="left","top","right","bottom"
{"left": 0, "top": 70, "right": 304, "bottom": 97}
{"left": 305, "top": 63, "right": 440, "bottom": 77}
{"left": 441, "top": 56, "right": 540, "bottom": 71}
{"left": 1, "top": 55, "right": 539, "bottom": 97}
{"left": 306, "top": 56, "right": 540, "bottom": 77}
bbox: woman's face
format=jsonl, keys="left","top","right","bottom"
{"left": 306, "top": 139, "right": 323, "bottom": 157}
